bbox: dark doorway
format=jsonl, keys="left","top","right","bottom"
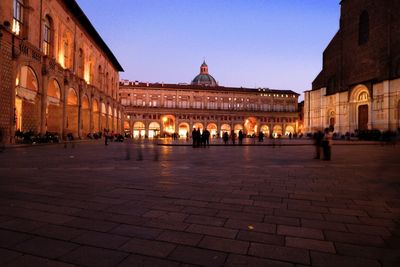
{"left": 358, "top": 105, "right": 368, "bottom": 131}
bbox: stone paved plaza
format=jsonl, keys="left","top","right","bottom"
{"left": 0, "top": 141, "right": 399, "bottom": 266}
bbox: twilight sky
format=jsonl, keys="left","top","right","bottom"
{"left": 76, "top": 0, "right": 340, "bottom": 98}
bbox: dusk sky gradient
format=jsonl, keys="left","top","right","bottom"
{"left": 76, "top": 0, "right": 341, "bottom": 99}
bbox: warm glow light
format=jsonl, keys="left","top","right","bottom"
{"left": 162, "top": 117, "right": 168, "bottom": 122}
{"left": 58, "top": 51, "right": 65, "bottom": 68}
{"left": 12, "top": 19, "right": 21, "bottom": 35}
{"left": 15, "top": 77, "right": 19, "bottom": 86}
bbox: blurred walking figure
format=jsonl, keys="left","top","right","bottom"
{"left": 223, "top": 132, "right": 229, "bottom": 145}
{"left": 104, "top": 129, "right": 109, "bottom": 146}
{"left": 238, "top": 130, "right": 243, "bottom": 145}
{"left": 322, "top": 128, "right": 332, "bottom": 160}
{"left": 313, "top": 130, "right": 324, "bottom": 159}
{"left": 231, "top": 130, "right": 236, "bottom": 145}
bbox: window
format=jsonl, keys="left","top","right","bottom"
{"left": 43, "top": 16, "right": 52, "bottom": 56}
{"left": 13, "top": 0, "right": 24, "bottom": 35}
{"left": 78, "top": 49, "right": 84, "bottom": 77}
{"left": 359, "top": 11, "right": 369, "bottom": 45}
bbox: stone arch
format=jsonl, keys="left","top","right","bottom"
{"left": 350, "top": 84, "right": 370, "bottom": 131}
{"left": 285, "top": 125, "right": 295, "bottom": 135}
{"left": 162, "top": 115, "right": 176, "bottom": 135}
{"left": 260, "top": 125, "right": 270, "bottom": 137}
{"left": 107, "top": 104, "right": 113, "bottom": 130}
{"left": 46, "top": 78, "right": 62, "bottom": 133}
{"left": 92, "top": 99, "right": 100, "bottom": 132}
{"left": 272, "top": 125, "right": 283, "bottom": 138}
{"left": 234, "top": 124, "right": 243, "bottom": 135}
{"left": 193, "top": 122, "right": 204, "bottom": 133}
{"left": 66, "top": 88, "right": 79, "bottom": 137}
{"left": 133, "top": 121, "right": 145, "bottom": 138}
{"left": 220, "top": 124, "right": 231, "bottom": 136}
{"left": 100, "top": 102, "right": 107, "bottom": 130}
{"left": 178, "top": 122, "right": 190, "bottom": 138}
{"left": 206, "top": 123, "right": 218, "bottom": 138}
{"left": 149, "top": 122, "right": 161, "bottom": 138}
{"left": 15, "top": 65, "right": 40, "bottom": 132}
{"left": 244, "top": 117, "right": 258, "bottom": 135}
{"left": 81, "top": 94, "right": 90, "bottom": 136}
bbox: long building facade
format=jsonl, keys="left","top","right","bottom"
{"left": 0, "top": 0, "right": 124, "bottom": 143}
{"left": 120, "top": 62, "right": 300, "bottom": 138}
{"left": 304, "top": 0, "right": 400, "bottom": 134}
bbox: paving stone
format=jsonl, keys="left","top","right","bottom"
{"left": 120, "top": 237, "right": 176, "bottom": 257}
{"left": 0, "top": 218, "right": 46, "bottom": 232}
{"left": 335, "top": 242, "right": 400, "bottom": 262}
{"left": 0, "top": 229, "right": 34, "bottom": 247}
{"left": 277, "top": 225, "right": 324, "bottom": 239}
{"left": 3, "top": 255, "right": 76, "bottom": 267}
{"left": 13, "top": 237, "right": 78, "bottom": 259}
{"left": 225, "top": 219, "right": 276, "bottom": 234}
{"left": 217, "top": 210, "right": 264, "bottom": 221}
{"left": 117, "top": 254, "right": 180, "bottom": 267}
{"left": 157, "top": 230, "right": 203, "bottom": 246}
{"left": 300, "top": 218, "right": 347, "bottom": 231}
{"left": 345, "top": 223, "right": 391, "bottom": 236}
{"left": 34, "top": 224, "right": 87, "bottom": 241}
{"left": 0, "top": 248, "right": 21, "bottom": 265}
{"left": 285, "top": 237, "right": 335, "bottom": 253}
{"left": 72, "top": 231, "right": 130, "bottom": 249}
{"left": 168, "top": 245, "right": 227, "bottom": 267}
{"left": 263, "top": 215, "right": 300, "bottom": 226}
{"left": 248, "top": 242, "right": 310, "bottom": 265}
{"left": 224, "top": 254, "right": 295, "bottom": 267}
{"left": 324, "top": 230, "right": 386, "bottom": 247}
{"left": 186, "top": 224, "right": 238, "bottom": 239}
{"left": 60, "top": 246, "right": 129, "bottom": 267}
{"left": 236, "top": 230, "right": 284, "bottom": 246}
{"left": 62, "top": 217, "right": 119, "bottom": 232}
{"left": 310, "top": 251, "right": 381, "bottom": 267}
{"left": 198, "top": 236, "right": 249, "bottom": 254}
{"left": 185, "top": 214, "right": 226, "bottom": 226}
{"left": 111, "top": 224, "right": 163, "bottom": 239}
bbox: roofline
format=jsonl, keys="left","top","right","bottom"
{"left": 119, "top": 81, "right": 300, "bottom": 96}
{"left": 62, "top": 0, "right": 124, "bottom": 72}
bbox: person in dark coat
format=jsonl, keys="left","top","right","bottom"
{"left": 223, "top": 132, "right": 229, "bottom": 144}
{"left": 313, "top": 130, "right": 323, "bottom": 159}
{"left": 192, "top": 128, "right": 197, "bottom": 147}
{"left": 238, "top": 130, "right": 243, "bottom": 145}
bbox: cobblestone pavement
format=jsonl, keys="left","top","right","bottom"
{"left": 0, "top": 142, "right": 399, "bottom": 266}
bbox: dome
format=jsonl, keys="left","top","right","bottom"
{"left": 191, "top": 60, "right": 218, "bottom": 86}
{"left": 192, "top": 74, "right": 217, "bottom": 86}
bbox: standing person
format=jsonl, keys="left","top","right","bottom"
{"left": 196, "top": 128, "right": 201, "bottom": 147}
{"left": 231, "top": 130, "right": 236, "bottom": 145}
{"left": 289, "top": 132, "right": 292, "bottom": 140}
{"left": 322, "top": 128, "right": 332, "bottom": 160}
{"left": 204, "top": 129, "right": 210, "bottom": 147}
{"left": 104, "top": 129, "right": 109, "bottom": 146}
{"left": 192, "top": 128, "right": 197, "bottom": 147}
{"left": 223, "top": 132, "right": 229, "bottom": 145}
{"left": 238, "top": 130, "right": 243, "bottom": 145}
{"left": 314, "top": 130, "right": 323, "bottom": 159}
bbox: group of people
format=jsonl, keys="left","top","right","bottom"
{"left": 313, "top": 127, "right": 333, "bottom": 160}
{"left": 192, "top": 128, "right": 210, "bottom": 147}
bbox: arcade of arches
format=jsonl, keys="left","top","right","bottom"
{"left": 13, "top": 65, "right": 123, "bottom": 139}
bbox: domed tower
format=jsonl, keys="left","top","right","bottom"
{"left": 191, "top": 61, "right": 218, "bottom": 86}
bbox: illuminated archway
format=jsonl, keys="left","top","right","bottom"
{"left": 272, "top": 125, "right": 282, "bottom": 138}
{"left": 193, "top": 122, "right": 204, "bottom": 133}
{"left": 178, "top": 122, "right": 190, "bottom": 138}
{"left": 46, "top": 79, "right": 62, "bottom": 133}
{"left": 124, "top": 120, "right": 130, "bottom": 134}
{"left": 100, "top": 102, "right": 107, "bottom": 130}
{"left": 15, "top": 66, "right": 39, "bottom": 132}
{"left": 92, "top": 99, "right": 100, "bottom": 132}
{"left": 133, "top": 121, "right": 145, "bottom": 138}
{"left": 244, "top": 117, "right": 258, "bottom": 135}
{"left": 285, "top": 125, "right": 295, "bottom": 135}
{"left": 107, "top": 105, "right": 113, "bottom": 131}
{"left": 260, "top": 125, "right": 270, "bottom": 137}
{"left": 206, "top": 123, "right": 218, "bottom": 138}
{"left": 350, "top": 85, "right": 370, "bottom": 131}
{"left": 81, "top": 94, "right": 90, "bottom": 136}
{"left": 220, "top": 124, "right": 231, "bottom": 137}
{"left": 149, "top": 122, "right": 161, "bottom": 138}
{"left": 162, "top": 115, "right": 175, "bottom": 135}
{"left": 66, "top": 88, "right": 79, "bottom": 137}
{"left": 234, "top": 124, "right": 243, "bottom": 135}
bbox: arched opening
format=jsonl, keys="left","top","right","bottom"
{"left": 81, "top": 95, "right": 90, "bottom": 136}
{"left": 272, "top": 125, "right": 282, "bottom": 138}
{"left": 61, "top": 31, "right": 73, "bottom": 69}
{"left": 92, "top": 99, "right": 100, "bottom": 133}
{"left": 206, "top": 123, "right": 218, "bottom": 138}
{"left": 15, "top": 66, "right": 39, "bottom": 132}
{"left": 193, "top": 122, "right": 204, "bottom": 133}
{"left": 133, "top": 121, "right": 145, "bottom": 138}
{"left": 66, "top": 88, "right": 78, "bottom": 137}
{"left": 285, "top": 125, "right": 295, "bottom": 136}
{"left": 244, "top": 117, "right": 258, "bottom": 136}
{"left": 100, "top": 102, "right": 107, "bottom": 130}
{"left": 220, "top": 124, "right": 231, "bottom": 137}
{"left": 260, "top": 125, "right": 270, "bottom": 137}
{"left": 46, "top": 79, "right": 62, "bottom": 134}
{"left": 149, "top": 122, "right": 161, "bottom": 138}
{"left": 162, "top": 115, "right": 175, "bottom": 135}
{"left": 178, "top": 122, "right": 189, "bottom": 138}
{"left": 234, "top": 124, "right": 243, "bottom": 136}
{"left": 113, "top": 108, "right": 117, "bottom": 131}
{"left": 328, "top": 110, "right": 336, "bottom": 130}
{"left": 107, "top": 105, "right": 113, "bottom": 131}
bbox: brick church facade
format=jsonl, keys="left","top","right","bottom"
{"left": 304, "top": 0, "right": 400, "bottom": 134}
{"left": 0, "top": 0, "right": 124, "bottom": 144}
